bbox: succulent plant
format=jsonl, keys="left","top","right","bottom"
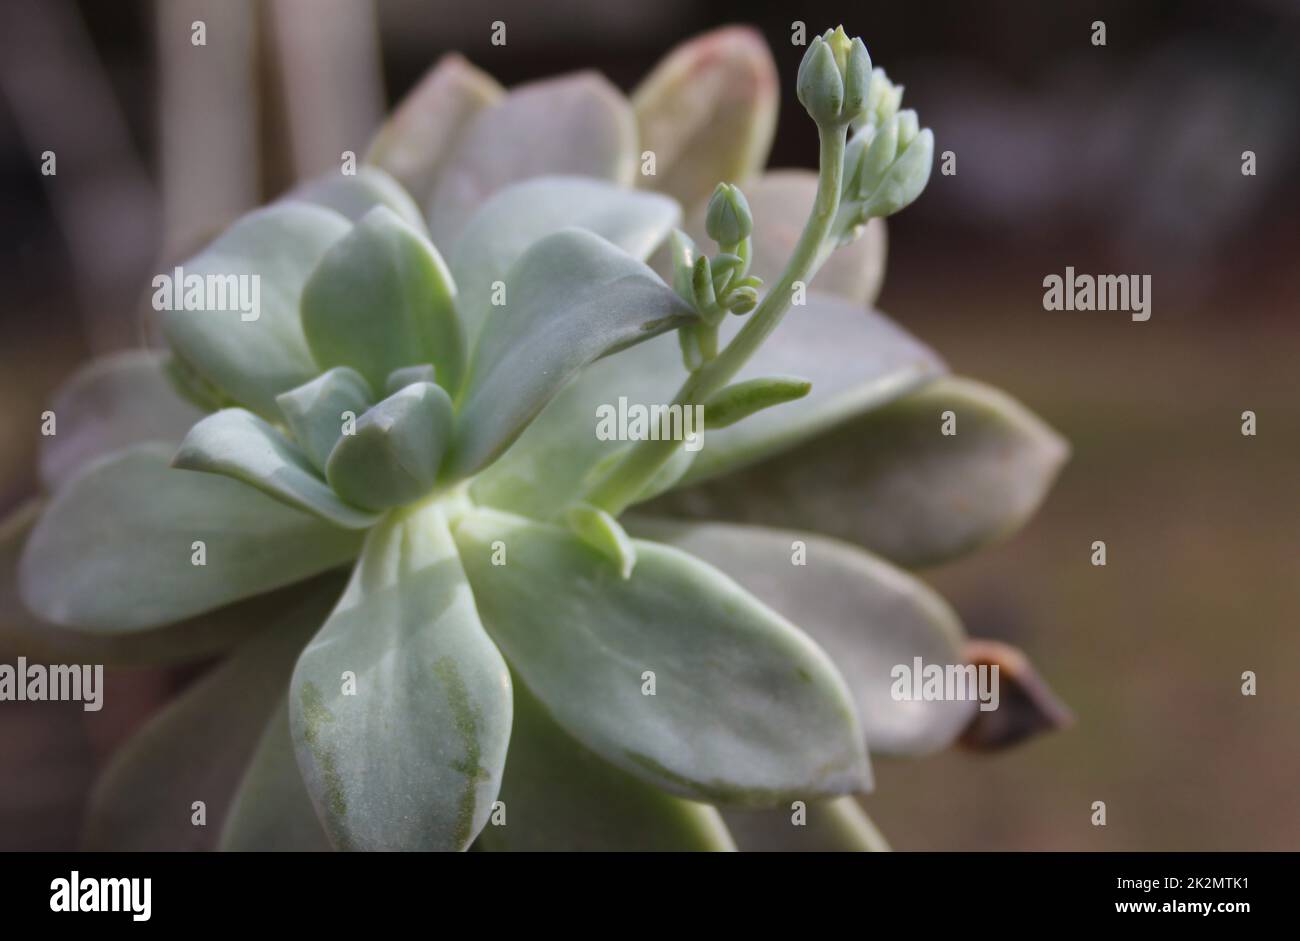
{"left": 2, "top": 25, "right": 1069, "bottom": 852}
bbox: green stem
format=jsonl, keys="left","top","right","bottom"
{"left": 585, "top": 122, "right": 848, "bottom": 515}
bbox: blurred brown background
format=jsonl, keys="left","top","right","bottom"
{"left": 1, "top": 0, "right": 1296, "bottom": 850}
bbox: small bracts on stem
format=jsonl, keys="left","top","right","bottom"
{"left": 671, "top": 183, "right": 764, "bottom": 372}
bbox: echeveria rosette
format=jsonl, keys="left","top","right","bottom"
{"left": 2, "top": 24, "right": 1071, "bottom": 853}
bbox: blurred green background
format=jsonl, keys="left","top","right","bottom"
{"left": 1, "top": 0, "right": 1296, "bottom": 849}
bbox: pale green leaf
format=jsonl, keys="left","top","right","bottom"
{"left": 160, "top": 203, "right": 350, "bottom": 416}
{"left": 220, "top": 698, "right": 332, "bottom": 851}
{"left": 450, "top": 229, "right": 694, "bottom": 477}
{"left": 722, "top": 797, "right": 889, "bottom": 852}
{"left": 19, "top": 444, "right": 362, "bottom": 631}
{"left": 301, "top": 206, "right": 464, "bottom": 394}
{"left": 563, "top": 502, "right": 636, "bottom": 578}
{"left": 324, "top": 382, "right": 453, "bottom": 510}
{"left": 290, "top": 499, "right": 512, "bottom": 851}
{"left": 83, "top": 576, "right": 343, "bottom": 850}
{"left": 454, "top": 507, "right": 869, "bottom": 806}
{"left": 448, "top": 176, "right": 680, "bottom": 348}
{"left": 39, "top": 350, "right": 205, "bottom": 492}
{"left": 288, "top": 166, "right": 427, "bottom": 232}
{"left": 704, "top": 376, "right": 811, "bottom": 429}
{"left": 0, "top": 500, "right": 284, "bottom": 666}
{"left": 475, "top": 680, "right": 733, "bottom": 851}
{"left": 275, "top": 367, "right": 375, "bottom": 473}
{"left": 628, "top": 519, "right": 974, "bottom": 754}
{"left": 173, "top": 409, "right": 382, "bottom": 529}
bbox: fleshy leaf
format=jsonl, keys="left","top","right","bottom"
{"left": 19, "top": 444, "right": 362, "bottom": 631}
{"left": 288, "top": 166, "right": 427, "bottom": 232}
{"left": 275, "top": 367, "right": 375, "bottom": 473}
{"left": 301, "top": 205, "right": 464, "bottom": 394}
{"left": 722, "top": 797, "right": 889, "bottom": 852}
{"left": 474, "top": 680, "right": 733, "bottom": 851}
{"left": 680, "top": 170, "right": 888, "bottom": 306}
{"left": 426, "top": 72, "right": 638, "bottom": 245}
{"left": 173, "top": 409, "right": 382, "bottom": 529}
{"left": 450, "top": 229, "right": 695, "bottom": 477}
{"left": 652, "top": 377, "right": 1069, "bottom": 568}
{"left": 448, "top": 176, "right": 680, "bottom": 349}
{"left": 220, "top": 699, "right": 333, "bottom": 851}
{"left": 0, "top": 501, "right": 289, "bottom": 666}
{"left": 474, "top": 295, "right": 941, "bottom": 518}
{"left": 324, "top": 382, "right": 454, "bottom": 511}
{"left": 563, "top": 502, "right": 636, "bottom": 578}
{"left": 38, "top": 349, "right": 206, "bottom": 492}
{"left": 704, "top": 376, "right": 811, "bottom": 429}
{"left": 385, "top": 364, "right": 436, "bottom": 396}
{"left": 364, "top": 53, "right": 503, "bottom": 206}
{"left": 453, "top": 507, "right": 869, "bottom": 806}
{"left": 629, "top": 519, "right": 974, "bottom": 755}
{"left": 83, "top": 576, "right": 343, "bottom": 850}
{"left": 632, "top": 26, "right": 778, "bottom": 210}
{"left": 160, "top": 203, "right": 351, "bottom": 416}
{"left": 290, "top": 500, "right": 512, "bottom": 851}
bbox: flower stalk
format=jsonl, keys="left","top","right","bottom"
{"left": 584, "top": 119, "right": 848, "bottom": 515}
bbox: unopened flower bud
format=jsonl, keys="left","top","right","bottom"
{"left": 842, "top": 38, "right": 872, "bottom": 120}
{"left": 728, "top": 286, "right": 759, "bottom": 315}
{"left": 797, "top": 36, "right": 844, "bottom": 126}
{"left": 705, "top": 183, "right": 753, "bottom": 246}
{"left": 861, "top": 126, "right": 933, "bottom": 219}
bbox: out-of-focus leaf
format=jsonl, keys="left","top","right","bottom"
{"left": 632, "top": 26, "right": 778, "bottom": 210}
{"left": 722, "top": 797, "right": 889, "bottom": 852}
{"left": 0, "top": 500, "right": 292, "bottom": 666}
{"left": 220, "top": 699, "right": 332, "bottom": 851}
{"left": 448, "top": 176, "right": 679, "bottom": 348}
{"left": 450, "top": 229, "right": 694, "bottom": 477}
{"left": 39, "top": 350, "right": 205, "bottom": 492}
{"left": 288, "top": 166, "right": 427, "bottom": 232}
{"left": 651, "top": 377, "right": 1068, "bottom": 568}
{"left": 290, "top": 500, "right": 511, "bottom": 851}
{"left": 629, "top": 519, "right": 974, "bottom": 755}
{"left": 19, "top": 444, "right": 362, "bottom": 631}
{"left": 160, "top": 203, "right": 351, "bottom": 417}
{"left": 474, "top": 680, "right": 734, "bottom": 852}
{"left": 454, "top": 507, "right": 869, "bottom": 806}
{"left": 957, "top": 639, "right": 1074, "bottom": 751}
{"left": 173, "top": 409, "right": 381, "bottom": 529}
{"left": 365, "top": 53, "right": 503, "bottom": 206}
{"left": 301, "top": 206, "right": 463, "bottom": 394}
{"left": 83, "top": 576, "right": 343, "bottom": 850}
{"left": 426, "top": 73, "right": 637, "bottom": 245}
